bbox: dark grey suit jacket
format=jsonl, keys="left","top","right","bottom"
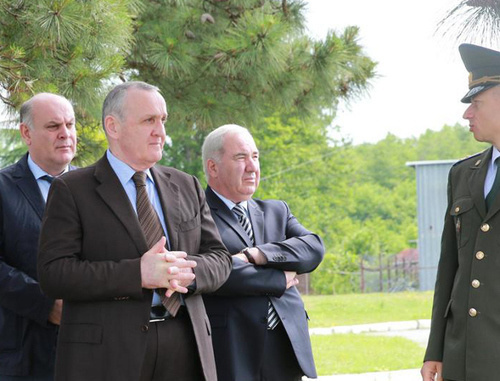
{"left": 425, "top": 147, "right": 500, "bottom": 380}
{"left": 203, "top": 186, "right": 324, "bottom": 381}
{"left": 0, "top": 154, "right": 76, "bottom": 377}
{"left": 37, "top": 155, "right": 231, "bottom": 381}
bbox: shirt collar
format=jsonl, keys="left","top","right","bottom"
{"left": 27, "top": 154, "right": 68, "bottom": 179}
{"left": 106, "top": 150, "right": 154, "bottom": 184}
{"left": 211, "top": 188, "right": 248, "bottom": 212}
{"left": 493, "top": 147, "right": 500, "bottom": 162}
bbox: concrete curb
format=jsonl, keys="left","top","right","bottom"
{"left": 309, "top": 319, "right": 431, "bottom": 335}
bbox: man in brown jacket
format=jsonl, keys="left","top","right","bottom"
{"left": 422, "top": 44, "right": 500, "bottom": 381}
{"left": 37, "top": 81, "right": 231, "bottom": 381}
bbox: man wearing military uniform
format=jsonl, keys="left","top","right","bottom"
{"left": 422, "top": 44, "right": 500, "bottom": 381}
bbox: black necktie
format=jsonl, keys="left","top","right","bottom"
{"left": 40, "top": 175, "right": 54, "bottom": 184}
{"left": 486, "top": 158, "right": 500, "bottom": 211}
{"left": 132, "top": 172, "right": 181, "bottom": 316}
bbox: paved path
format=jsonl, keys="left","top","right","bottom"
{"left": 303, "top": 320, "right": 430, "bottom": 381}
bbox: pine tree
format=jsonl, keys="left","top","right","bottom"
{"left": 0, "top": 0, "right": 140, "bottom": 165}
{"left": 438, "top": 0, "right": 500, "bottom": 45}
{"left": 126, "top": 0, "right": 376, "bottom": 175}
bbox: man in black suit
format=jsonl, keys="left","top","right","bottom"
{"left": 202, "top": 124, "right": 325, "bottom": 381}
{"left": 0, "top": 93, "right": 77, "bottom": 380}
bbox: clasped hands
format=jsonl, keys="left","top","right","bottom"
{"left": 140, "top": 237, "right": 197, "bottom": 298}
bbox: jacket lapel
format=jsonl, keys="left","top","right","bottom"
{"left": 248, "top": 199, "right": 264, "bottom": 245}
{"left": 13, "top": 154, "right": 45, "bottom": 220}
{"left": 94, "top": 155, "right": 148, "bottom": 255}
{"left": 150, "top": 166, "right": 179, "bottom": 250}
{"left": 206, "top": 187, "right": 253, "bottom": 247}
{"left": 469, "top": 148, "right": 491, "bottom": 220}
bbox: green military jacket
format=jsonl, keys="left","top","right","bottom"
{"left": 425, "top": 146, "right": 500, "bottom": 381}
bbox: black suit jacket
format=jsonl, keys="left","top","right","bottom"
{"left": 37, "top": 155, "right": 231, "bottom": 381}
{"left": 0, "top": 154, "right": 74, "bottom": 376}
{"left": 425, "top": 147, "right": 500, "bottom": 380}
{"left": 203, "top": 186, "right": 324, "bottom": 381}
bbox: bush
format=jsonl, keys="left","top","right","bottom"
{"left": 312, "top": 252, "right": 360, "bottom": 294}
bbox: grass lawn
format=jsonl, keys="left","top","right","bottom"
{"left": 303, "top": 291, "right": 433, "bottom": 375}
{"left": 303, "top": 291, "right": 434, "bottom": 328}
{"left": 311, "top": 333, "right": 425, "bottom": 375}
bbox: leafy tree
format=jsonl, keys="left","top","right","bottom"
{"left": 415, "top": 124, "right": 488, "bottom": 160}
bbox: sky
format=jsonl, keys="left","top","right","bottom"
{"left": 304, "top": 0, "right": 481, "bottom": 145}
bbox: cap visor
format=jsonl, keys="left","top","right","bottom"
{"left": 461, "top": 84, "right": 497, "bottom": 103}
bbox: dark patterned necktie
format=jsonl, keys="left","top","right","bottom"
{"left": 232, "top": 203, "right": 279, "bottom": 329}
{"left": 132, "top": 172, "right": 180, "bottom": 316}
{"left": 486, "top": 158, "right": 500, "bottom": 211}
{"left": 40, "top": 175, "right": 54, "bottom": 184}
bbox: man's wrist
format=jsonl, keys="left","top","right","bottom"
{"left": 241, "top": 247, "right": 255, "bottom": 264}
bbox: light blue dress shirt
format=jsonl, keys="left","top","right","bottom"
{"left": 27, "top": 154, "right": 68, "bottom": 202}
{"left": 211, "top": 188, "right": 250, "bottom": 217}
{"left": 484, "top": 147, "right": 500, "bottom": 198}
{"left": 106, "top": 150, "right": 170, "bottom": 247}
{"left": 106, "top": 150, "right": 173, "bottom": 306}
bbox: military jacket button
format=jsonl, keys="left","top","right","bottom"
{"left": 455, "top": 206, "right": 460, "bottom": 213}
{"left": 476, "top": 251, "right": 485, "bottom": 260}
{"left": 141, "top": 325, "right": 149, "bottom": 332}
{"left": 481, "top": 223, "right": 490, "bottom": 232}
{"left": 471, "top": 279, "right": 480, "bottom": 288}
{"left": 469, "top": 308, "right": 477, "bottom": 317}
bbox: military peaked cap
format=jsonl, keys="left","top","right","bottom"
{"left": 459, "top": 43, "right": 500, "bottom": 103}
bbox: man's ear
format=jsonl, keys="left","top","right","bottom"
{"left": 104, "top": 115, "right": 119, "bottom": 138}
{"left": 206, "top": 159, "right": 218, "bottom": 178}
{"left": 19, "top": 123, "right": 32, "bottom": 146}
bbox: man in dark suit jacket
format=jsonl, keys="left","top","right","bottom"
{"left": 201, "top": 124, "right": 324, "bottom": 381}
{"left": 37, "top": 81, "right": 232, "bottom": 381}
{"left": 422, "top": 44, "right": 500, "bottom": 381}
{"left": 0, "top": 93, "right": 77, "bottom": 380}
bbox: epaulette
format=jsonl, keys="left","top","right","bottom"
{"left": 452, "top": 149, "right": 487, "bottom": 167}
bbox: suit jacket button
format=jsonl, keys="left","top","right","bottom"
{"left": 141, "top": 325, "right": 149, "bottom": 332}
{"left": 481, "top": 223, "right": 490, "bottom": 232}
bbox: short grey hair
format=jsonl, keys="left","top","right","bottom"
{"left": 201, "top": 124, "right": 253, "bottom": 180}
{"left": 102, "top": 81, "right": 161, "bottom": 130}
{"left": 20, "top": 93, "right": 72, "bottom": 130}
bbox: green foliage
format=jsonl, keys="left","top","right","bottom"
{"left": 0, "top": 0, "right": 140, "bottom": 116}
{"left": 0, "top": 0, "right": 140, "bottom": 164}
{"left": 253, "top": 121, "right": 485, "bottom": 294}
{"left": 312, "top": 333, "right": 424, "bottom": 375}
{"left": 127, "top": 0, "right": 376, "bottom": 175}
{"left": 311, "top": 252, "right": 360, "bottom": 295}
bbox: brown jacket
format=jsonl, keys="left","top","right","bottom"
{"left": 37, "top": 155, "right": 231, "bottom": 381}
{"left": 425, "top": 146, "right": 500, "bottom": 381}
